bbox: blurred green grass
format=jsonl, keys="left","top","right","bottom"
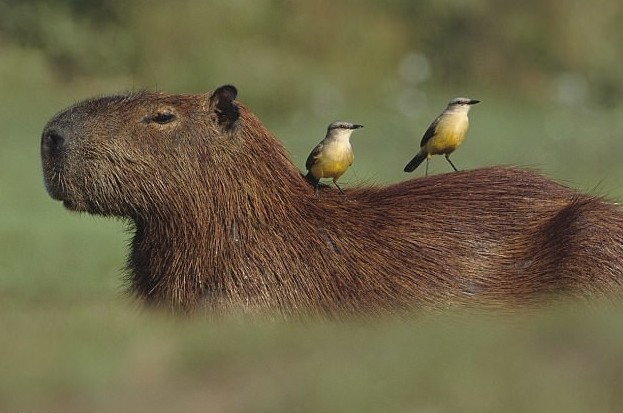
{"left": 3, "top": 302, "right": 623, "bottom": 412}
{"left": 3, "top": 2, "right": 623, "bottom": 411}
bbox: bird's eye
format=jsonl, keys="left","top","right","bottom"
{"left": 151, "top": 110, "right": 176, "bottom": 124}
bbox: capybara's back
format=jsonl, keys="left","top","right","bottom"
{"left": 40, "top": 85, "right": 623, "bottom": 317}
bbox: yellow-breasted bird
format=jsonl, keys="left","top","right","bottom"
{"left": 305, "top": 121, "right": 363, "bottom": 194}
{"left": 404, "top": 97, "right": 480, "bottom": 175}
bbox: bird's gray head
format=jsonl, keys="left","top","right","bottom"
{"left": 327, "top": 121, "right": 364, "bottom": 132}
{"left": 325, "top": 121, "right": 364, "bottom": 140}
{"left": 447, "top": 97, "right": 480, "bottom": 108}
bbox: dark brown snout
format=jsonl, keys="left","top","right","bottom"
{"left": 41, "top": 128, "right": 66, "bottom": 155}
{"left": 41, "top": 118, "right": 75, "bottom": 204}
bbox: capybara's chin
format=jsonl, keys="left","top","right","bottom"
{"left": 40, "top": 84, "right": 623, "bottom": 317}
{"left": 61, "top": 198, "right": 90, "bottom": 213}
{"left": 48, "top": 187, "right": 96, "bottom": 213}
{"left": 41, "top": 167, "right": 88, "bottom": 212}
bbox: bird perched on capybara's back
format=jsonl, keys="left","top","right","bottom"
{"left": 40, "top": 85, "right": 623, "bottom": 317}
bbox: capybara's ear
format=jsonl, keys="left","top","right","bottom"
{"left": 209, "top": 85, "right": 239, "bottom": 130}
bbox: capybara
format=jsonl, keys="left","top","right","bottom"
{"left": 41, "top": 85, "right": 623, "bottom": 317}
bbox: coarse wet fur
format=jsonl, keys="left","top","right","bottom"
{"left": 41, "top": 85, "right": 623, "bottom": 317}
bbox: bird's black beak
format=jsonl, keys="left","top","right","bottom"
{"left": 468, "top": 99, "right": 480, "bottom": 105}
{"left": 352, "top": 124, "right": 364, "bottom": 129}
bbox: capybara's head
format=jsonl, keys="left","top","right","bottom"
{"left": 41, "top": 85, "right": 287, "bottom": 218}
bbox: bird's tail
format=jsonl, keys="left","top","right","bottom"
{"left": 403, "top": 151, "right": 428, "bottom": 173}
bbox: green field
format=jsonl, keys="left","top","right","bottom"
{"left": 3, "top": 1, "right": 623, "bottom": 411}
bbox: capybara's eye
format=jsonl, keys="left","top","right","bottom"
{"left": 151, "top": 110, "right": 176, "bottom": 124}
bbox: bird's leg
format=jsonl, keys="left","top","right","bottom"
{"left": 333, "top": 179, "right": 345, "bottom": 195}
{"left": 445, "top": 154, "right": 459, "bottom": 171}
{"left": 314, "top": 181, "right": 320, "bottom": 195}
{"left": 425, "top": 158, "right": 429, "bottom": 177}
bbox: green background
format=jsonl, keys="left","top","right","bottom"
{"left": 2, "top": 1, "right": 623, "bottom": 411}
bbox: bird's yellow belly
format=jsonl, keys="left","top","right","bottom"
{"left": 311, "top": 157, "right": 352, "bottom": 179}
{"left": 426, "top": 117, "right": 468, "bottom": 155}
{"left": 427, "top": 132, "right": 463, "bottom": 154}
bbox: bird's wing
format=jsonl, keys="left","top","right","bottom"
{"left": 305, "top": 143, "right": 324, "bottom": 170}
{"left": 419, "top": 116, "right": 441, "bottom": 147}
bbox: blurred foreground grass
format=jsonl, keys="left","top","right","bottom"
{"left": 2, "top": 303, "right": 623, "bottom": 412}
{"left": 3, "top": 42, "right": 623, "bottom": 411}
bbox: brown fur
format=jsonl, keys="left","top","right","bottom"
{"left": 41, "top": 85, "right": 623, "bottom": 317}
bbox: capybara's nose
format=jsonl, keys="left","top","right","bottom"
{"left": 41, "top": 129, "right": 66, "bottom": 153}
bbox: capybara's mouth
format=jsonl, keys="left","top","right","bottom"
{"left": 49, "top": 188, "right": 79, "bottom": 211}
{"left": 48, "top": 185, "right": 84, "bottom": 212}
{"left": 62, "top": 199, "right": 81, "bottom": 211}
{"left": 43, "top": 172, "right": 69, "bottom": 201}
{"left": 56, "top": 194, "right": 88, "bottom": 212}
{"left": 42, "top": 172, "right": 83, "bottom": 211}
{"left": 43, "top": 167, "right": 99, "bottom": 213}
